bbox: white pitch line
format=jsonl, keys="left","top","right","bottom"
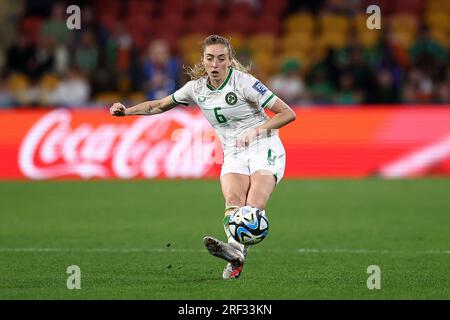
{"left": 0, "top": 248, "right": 449, "bottom": 254}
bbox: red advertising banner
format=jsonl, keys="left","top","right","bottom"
{"left": 1, "top": 107, "right": 450, "bottom": 179}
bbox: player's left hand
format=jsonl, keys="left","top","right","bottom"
{"left": 236, "top": 128, "right": 258, "bottom": 148}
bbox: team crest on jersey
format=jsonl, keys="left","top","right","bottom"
{"left": 225, "top": 92, "right": 237, "bottom": 105}
{"left": 252, "top": 81, "right": 268, "bottom": 95}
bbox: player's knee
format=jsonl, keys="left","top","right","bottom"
{"left": 225, "top": 193, "right": 246, "bottom": 207}
{"left": 246, "top": 193, "right": 270, "bottom": 210}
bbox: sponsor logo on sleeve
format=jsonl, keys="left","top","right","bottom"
{"left": 252, "top": 81, "right": 268, "bottom": 95}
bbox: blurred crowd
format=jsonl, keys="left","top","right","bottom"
{"left": 0, "top": 0, "right": 448, "bottom": 108}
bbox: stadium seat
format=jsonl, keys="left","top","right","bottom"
{"left": 352, "top": 14, "right": 370, "bottom": 33}
{"left": 280, "top": 32, "right": 314, "bottom": 54}
{"left": 7, "top": 73, "right": 29, "bottom": 92}
{"left": 425, "top": 0, "right": 450, "bottom": 12}
{"left": 358, "top": 31, "right": 380, "bottom": 49}
{"left": 182, "top": 50, "right": 202, "bottom": 68}
{"left": 127, "top": 0, "right": 154, "bottom": 16}
{"left": 220, "top": 13, "right": 252, "bottom": 36}
{"left": 227, "top": 2, "right": 254, "bottom": 18}
{"left": 260, "top": 0, "right": 288, "bottom": 16}
{"left": 39, "top": 73, "right": 60, "bottom": 90}
{"left": 363, "top": 0, "right": 393, "bottom": 14}
{"left": 222, "top": 33, "right": 246, "bottom": 52}
{"left": 179, "top": 34, "right": 206, "bottom": 54}
{"left": 192, "top": 0, "right": 221, "bottom": 17}
{"left": 127, "top": 92, "right": 147, "bottom": 105}
{"left": 20, "top": 16, "right": 43, "bottom": 46}
{"left": 185, "top": 14, "right": 218, "bottom": 34}
{"left": 317, "top": 31, "right": 348, "bottom": 50}
{"left": 95, "top": 92, "right": 122, "bottom": 105}
{"left": 248, "top": 34, "right": 278, "bottom": 55}
{"left": 151, "top": 13, "right": 184, "bottom": 37}
{"left": 251, "top": 14, "right": 281, "bottom": 35}
{"left": 283, "top": 13, "right": 315, "bottom": 34}
{"left": 319, "top": 14, "right": 350, "bottom": 33}
{"left": 425, "top": 12, "right": 449, "bottom": 32}
{"left": 160, "top": 0, "right": 191, "bottom": 16}
{"left": 429, "top": 31, "right": 448, "bottom": 48}
{"left": 392, "top": 0, "right": 423, "bottom": 14}
{"left": 251, "top": 52, "right": 276, "bottom": 77}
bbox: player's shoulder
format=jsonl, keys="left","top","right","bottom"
{"left": 231, "top": 68, "right": 256, "bottom": 84}
{"left": 182, "top": 77, "right": 207, "bottom": 94}
{"left": 230, "top": 68, "right": 269, "bottom": 95}
{"left": 230, "top": 68, "right": 258, "bottom": 93}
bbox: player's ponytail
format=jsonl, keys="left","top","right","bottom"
{"left": 184, "top": 35, "right": 250, "bottom": 80}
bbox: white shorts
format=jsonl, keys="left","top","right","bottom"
{"left": 220, "top": 134, "right": 286, "bottom": 184}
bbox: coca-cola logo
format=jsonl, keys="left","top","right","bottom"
{"left": 18, "top": 109, "right": 220, "bottom": 179}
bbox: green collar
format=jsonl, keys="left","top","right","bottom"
{"left": 207, "top": 68, "right": 233, "bottom": 91}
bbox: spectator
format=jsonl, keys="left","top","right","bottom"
{"left": 34, "top": 36, "right": 56, "bottom": 78}
{"left": 74, "top": 30, "right": 99, "bottom": 76}
{"left": 269, "top": 58, "right": 305, "bottom": 104}
{"left": 0, "top": 77, "right": 15, "bottom": 107}
{"left": 334, "top": 72, "right": 362, "bottom": 105}
{"left": 48, "top": 67, "right": 90, "bottom": 107}
{"left": 5, "top": 33, "right": 36, "bottom": 76}
{"left": 40, "top": 1, "right": 72, "bottom": 46}
{"left": 368, "top": 68, "right": 400, "bottom": 104}
{"left": 307, "top": 67, "right": 335, "bottom": 104}
{"left": 142, "top": 39, "right": 180, "bottom": 100}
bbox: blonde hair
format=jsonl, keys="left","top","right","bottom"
{"left": 184, "top": 35, "right": 250, "bottom": 80}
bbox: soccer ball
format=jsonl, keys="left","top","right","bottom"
{"left": 228, "top": 206, "right": 269, "bottom": 245}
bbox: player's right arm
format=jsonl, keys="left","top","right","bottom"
{"left": 110, "top": 95, "right": 178, "bottom": 117}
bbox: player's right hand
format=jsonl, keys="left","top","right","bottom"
{"left": 110, "top": 102, "right": 126, "bottom": 116}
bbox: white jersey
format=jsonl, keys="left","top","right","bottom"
{"left": 172, "top": 68, "right": 278, "bottom": 155}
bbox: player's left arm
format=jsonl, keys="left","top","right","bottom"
{"left": 236, "top": 98, "right": 296, "bottom": 147}
{"left": 255, "top": 98, "right": 297, "bottom": 133}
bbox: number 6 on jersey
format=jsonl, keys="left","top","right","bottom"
{"left": 214, "top": 107, "right": 227, "bottom": 124}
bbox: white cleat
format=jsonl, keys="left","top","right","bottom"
{"left": 222, "top": 244, "right": 248, "bottom": 279}
{"left": 203, "top": 236, "right": 245, "bottom": 275}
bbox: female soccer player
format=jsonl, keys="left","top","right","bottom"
{"left": 110, "top": 35, "right": 296, "bottom": 279}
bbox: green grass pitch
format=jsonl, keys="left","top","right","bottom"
{"left": 0, "top": 179, "right": 449, "bottom": 299}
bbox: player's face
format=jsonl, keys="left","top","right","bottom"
{"left": 202, "top": 44, "right": 231, "bottom": 84}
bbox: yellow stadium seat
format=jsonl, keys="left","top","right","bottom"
{"left": 251, "top": 52, "right": 276, "bottom": 77}
{"left": 425, "top": 0, "right": 450, "bottom": 12}
{"left": 319, "top": 14, "right": 349, "bottom": 33}
{"left": 223, "top": 33, "right": 246, "bottom": 52}
{"left": 283, "top": 13, "right": 315, "bottom": 34}
{"left": 179, "top": 33, "right": 206, "bottom": 54}
{"left": 429, "top": 31, "right": 449, "bottom": 48}
{"left": 425, "top": 12, "right": 449, "bottom": 31}
{"left": 317, "top": 31, "right": 348, "bottom": 50}
{"left": 127, "top": 92, "right": 147, "bottom": 104}
{"left": 248, "top": 33, "right": 277, "bottom": 54}
{"left": 182, "top": 50, "right": 202, "bottom": 67}
{"left": 358, "top": 31, "right": 380, "bottom": 49}
{"left": 6, "top": 73, "right": 29, "bottom": 92}
{"left": 95, "top": 92, "right": 122, "bottom": 105}
{"left": 353, "top": 14, "right": 370, "bottom": 32}
{"left": 39, "top": 73, "right": 60, "bottom": 90}
{"left": 280, "top": 32, "right": 313, "bottom": 54}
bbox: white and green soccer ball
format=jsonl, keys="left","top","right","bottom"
{"left": 228, "top": 206, "right": 269, "bottom": 245}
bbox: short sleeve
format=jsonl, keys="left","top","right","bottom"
{"left": 172, "top": 81, "right": 195, "bottom": 106}
{"left": 242, "top": 74, "right": 277, "bottom": 110}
